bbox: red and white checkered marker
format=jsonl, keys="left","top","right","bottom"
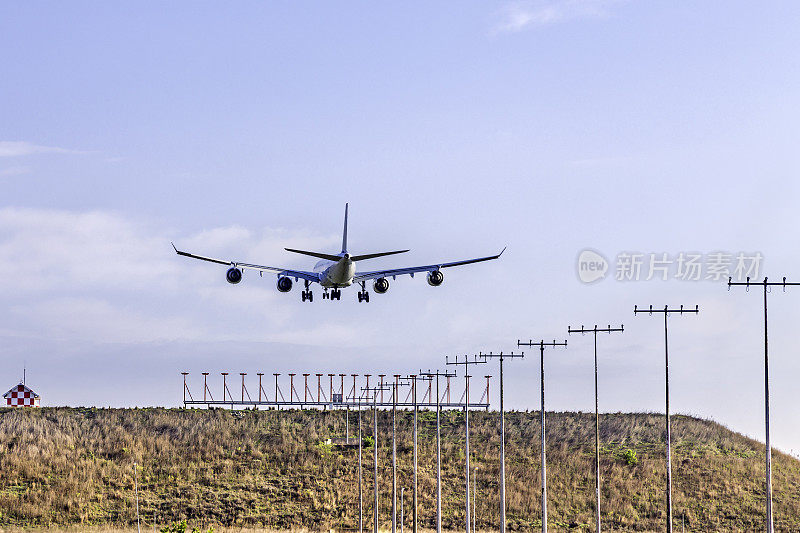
{"left": 3, "top": 383, "right": 40, "bottom": 407}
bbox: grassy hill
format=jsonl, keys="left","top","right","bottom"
{"left": 1, "top": 407, "right": 799, "bottom": 531}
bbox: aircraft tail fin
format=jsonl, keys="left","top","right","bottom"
{"left": 341, "top": 203, "right": 348, "bottom": 254}
{"left": 350, "top": 250, "right": 409, "bottom": 261}
{"left": 284, "top": 248, "right": 342, "bottom": 262}
{"left": 285, "top": 205, "right": 407, "bottom": 263}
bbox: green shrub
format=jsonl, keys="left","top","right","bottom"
{"left": 161, "top": 519, "right": 187, "bottom": 533}
{"left": 622, "top": 448, "right": 639, "bottom": 466}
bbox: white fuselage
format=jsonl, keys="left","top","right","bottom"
{"left": 314, "top": 253, "right": 356, "bottom": 288}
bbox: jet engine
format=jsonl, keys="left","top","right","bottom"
{"left": 277, "top": 276, "right": 293, "bottom": 292}
{"left": 427, "top": 270, "right": 444, "bottom": 286}
{"left": 373, "top": 277, "right": 389, "bottom": 294}
{"left": 226, "top": 267, "right": 242, "bottom": 284}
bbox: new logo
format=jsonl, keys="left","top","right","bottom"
{"left": 577, "top": 249, "right": 608, "bottom": 283}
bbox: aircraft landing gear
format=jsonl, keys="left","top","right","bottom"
{"left": 302, "top": 281, "right": 313, "bottom": 302}
{"left": 322, "top": 288, "right": 341, "bottom": 300}
{"left": 357, "top": 282, "right": 369, "bottom": 303}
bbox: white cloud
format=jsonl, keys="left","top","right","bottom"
{"left": 11, "top": 296, "right": 203, "bottom": 344}
{"left": 0, "top": 141, "right": 89, "bottom": 157}
{"left": 492, "top": 0, "right": 620, "bottom": 34}
{"left": 0, "top": 207, "right": 360, "bottom": 346}
{"left": 0, "top": 208, "right": 178, "bottom": 293}
{"left": 0, "top": 166, "right": 31, "bottom": 177}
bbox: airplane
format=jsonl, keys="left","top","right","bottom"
{"left": 172, "top": 204, "right": 504, "bottom": 303}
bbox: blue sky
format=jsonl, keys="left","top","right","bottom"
{"left": 2, "top": 1, "right": 800, "bottom": 453}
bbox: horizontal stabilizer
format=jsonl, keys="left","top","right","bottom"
{"left": 285, "top": 248, "right": 342, "bottom": 262}
{"left": 350, "top": 250, "right": 409, "bottom": 261}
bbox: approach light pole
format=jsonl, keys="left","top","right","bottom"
{"left": 473, "top": 465, "right": 477, "bottom": 533}
{"left": 478, "top": 351, "right": 524, "bottom": 533}
{"left": 446, "top": 355, "right": 487, "bottom": 533}
{"left": 401, "top": 487, "right": 405, "bottom": 533}
{"left": 133, "top": 462, "right": 141, "bottom": 533}
{"left": 404, "top": 374, "right": 420, "bottom": 533}
{"left": 181, "top": 372, "right": 191, "bottom": 408}
{"left": 567, "top": 325, "right": 624, "bottom": 533}
{"left": 419, "top": 369, "right": 456, "bottom": 533}
{"left": 634, "top": 305, "right": 698, "bottom": 533}
{"left": 359, "top": 394, "right": 364, "bottom": 533}
{"left": 363, "top": 383, "right": 393, "bottom": 533}
{"left": 516, "top": 339, "right": 568, "bottom": 533}
{"left": 392, "top": 377, "right": 410, "bottom": 533}
{"left": 728, "top": 276, "right": 800, "bottom": 533}
{"left": 348, "top": 390, "right": 368, "bottom": 533}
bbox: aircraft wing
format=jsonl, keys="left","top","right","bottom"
{"left": 172, "top": 243, "right": 320, "bottom": 283}
{"left": 353, "top": 248, "right": 505, "bottom": 282}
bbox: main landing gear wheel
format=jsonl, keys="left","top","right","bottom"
{"left": 322, "top": 289, "right": 330, "bottom": 300}
{"left": 356, "top": 281, "right": 369, "bottom": 303}
{"left": 331, "top": 289, "right": 341, "bottom": 300}
{"left": 301, "top": 281, "right": 313, "bottom": 302}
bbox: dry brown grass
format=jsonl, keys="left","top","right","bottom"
{"left": 1, "top": 407, "right": 799, "bottom": 531}
{"left": 0, "top": 529, "right": 493, "bottom": 533}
